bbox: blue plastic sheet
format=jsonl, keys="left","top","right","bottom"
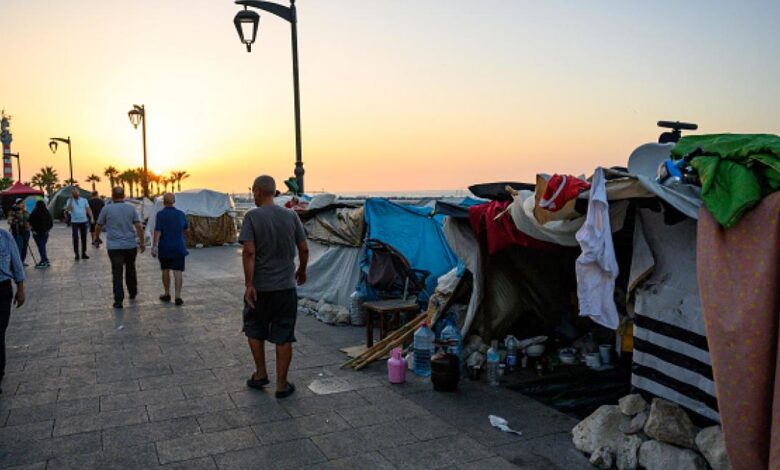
{"left": 363, "top": 198, "right": 460, "bottom": 299}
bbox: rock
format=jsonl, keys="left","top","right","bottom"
{"left": 589, "top": 446, "right": 614, "bottom": 469}
{"left": 639, "top": 440, "right": 707, "bottom": 470}
{"left": 620, "top": 412, "right": 647, "bottom": 435}
{"left": 619, "top": 394, "right": 648, "bottom": 416}
{"left": 616, "top": 434, "right": 643, "bottom": 470}
{"left": 696, "top": 426, "right": 732, "bottom": 470}
{"left": 572, "top": 405, "right": 631, "bottom": 454}
{"left": 643, "top": 398, "right": 697, "bottom": 449}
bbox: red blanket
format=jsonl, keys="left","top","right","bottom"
{"left": 469, "top": 200, "right": 557, "bottom": 255}
{"left": 697, "top": 192, "right": 780, "bottom": 470}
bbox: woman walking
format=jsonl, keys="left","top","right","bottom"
{"left": 29, "top": 200, "right": 53, "bottom": 268}
{"left": 8, "top": 199, "right": 31, "bottom": 267}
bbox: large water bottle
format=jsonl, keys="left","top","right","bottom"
{"left": 505, "top": 335, "right": 519, "bottom": 372}
{"left": 413, "top": 322, "right": 435, "bottom": 377}
{"left": 440, "top": 320, "right": 463, "bottom": 367}
{"left": 487, "top": 340, "right": 500, "bottom": 386}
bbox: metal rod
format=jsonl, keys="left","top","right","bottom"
{"left": 290, "top": 0, "right": 304, "bottom": 195}
{"left": 141, "top": 105, "right": 149, "bottom": 198}
{"left": 67, "top": 137, "right": 73, "bottom": 184}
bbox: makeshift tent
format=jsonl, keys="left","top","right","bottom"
{"left": 0, "top": 182, "right": 43, "bottom": 215}
{"left": 297, "top": 205, "right": 365, "bottom": 309}
{"left": 147, "top": 189, "right": 236, "bottom": 247}
{"left": 46, "top": 186, "right": 91, "bottom": 220}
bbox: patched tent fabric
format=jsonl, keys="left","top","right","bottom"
{"left": 364, "top": 198, "right": 460, "bottom": 298}
{"left": 46, "top": 186, "right": 91, "bottom": 219}
{"left": 629, "top": 207, "right": 718, "bottom": 424}
{"left": 147, "top": 189, "right": 236, "bottom": 247}
{"left": 303, "top": 207, "right": 364, "bottom": 247}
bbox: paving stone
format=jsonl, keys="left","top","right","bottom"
{"left": 0, "top": 420, "right": 54, "bottom": 442}
{"left": 148, "top": 394, "right": 236, "bottom": 421}
{"left": 196, "top": 404, "right": 291, "bottom": 433}
{"left": 138, "top": 369, "right": 217, "bottom": 390}
{"left": 279, "top": 391, "right": 370, "bottom": 418}
{"left": 5, "top": 390, "right": 59, "bottom": 409}
{"left": 156, "top": 427, "right": 259, "bottom": 464}
{"left": 6, "top": 397, "right": 99, "bottom": 426}
{"left": 380, "top": 435, "right": 493, "bottom": 469}
{"left": 251, "top": 412, "right": 352, "bottom": 445}
{"left": 101, "top": 416, "right": 202, "bottom": 449}
{"left": 215, "top": 438, "right": 327, "bottom": 469}
{"left": 457, "top": 456, "right": 518, "bottom": 469}
{"left": 47, "top": 443, "right": 160, "bottom": 470}
{"left": 304, "top": 451, "right": 395, "bottom": 470}
{"left": 335, "top": 398, "right": 428, "bottom": 428}
{"left": 311, "top": 420, "right": 419, "bottom": 460}
{"left": 99, "top": 386, "right": 185, "bottom": 411}
{"left": 53, "top": 406, "right": 149, "bottom": 436}
{"left": 0, "top": 431, "right": 101, "bottom": 467}
{"left": 161, "top": 456, "right": 217, "bottom": 469}
{"left": 494, "top": 432, "right": 592, "bottom": 470}
{"left": 57, "top": 380, "right": 140, "bottom": 401}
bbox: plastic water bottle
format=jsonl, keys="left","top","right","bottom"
{"left": 349, "top": 291, "right": 365, "bottom": 326}
{"left": 440, "top": 320, "right": 464, "bottom": 367}
{"left": 487, "top": 340, "right": 500, "bottom": 386}
{"left": 413, "top": 322, "right": 435, "bottom": 377}
{"left": 505, "top": 335, "right": 519, "bottom": 372}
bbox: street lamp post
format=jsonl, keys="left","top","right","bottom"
{"left": 8, "top": 153, "right": 20, "bottom": 182}
{"left": 49, "top": 137, "right": 74, "bottom": 184}
{"left": 128, "top": 104, "right": 149, "bottom": 199}
{"left": 233, "top": 0, "right": 305, "bottom": 194}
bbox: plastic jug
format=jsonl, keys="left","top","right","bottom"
{"left": 387, "top": 347, "right": 406, "bottom": 384}
{"left": 413, "top": 322, "right": 435, "bottom": 377}
{"left": 487, "top": 340, "right": 500, "bottom": 386}
{"left": 440, "top": 320, "right": 464, "bottom": 368}
{"left": 505, "top": 335, "right": 519, "bottom": 372}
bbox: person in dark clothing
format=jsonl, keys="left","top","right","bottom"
{"left": 8, "top": 199, "right": 31, "bottom": 266}
{"left": 88, "top": 191, "right": 105, "bottom": 247}
{"left": 29, "top": 200, "right": 53, "bottom": 268}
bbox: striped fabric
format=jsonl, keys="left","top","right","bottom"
{"left": 629, "top": 208, "right": 719, "bottom": 424}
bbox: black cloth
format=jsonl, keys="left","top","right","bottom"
{"left": 33, "top": 232, "right": 49, "bottom": 263}
{"left": 88, "top": 197, "right": 104, "bottom": 221}
{"left": 108, "top": 249, "right": 138, "bottom": 302}
{"left": 159, "top": 256, "right": 185, "bottom": 272}
{"left": 0, "top": 280, "right": 14, "bottom": 378}
{"left": 29, "top": 207, "right": 53, "bottom": 234}
{"left": 72, "top": 222, "right": 88, "bottom": 255}
{"left": 242, "top": 288, "right": 298, "bottom": 344}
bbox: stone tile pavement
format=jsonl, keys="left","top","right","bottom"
{"left": 0, "top": 224, "right": 592, "bottom": 469}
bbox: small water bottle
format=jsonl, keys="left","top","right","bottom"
{"left": 486, "top": 340, "right": 500, "bottom": 386}
{"left": 413, "top": 322, "right": 435, "bottom": 377}
{"left": 439, "top": 320, "right": 463, "bottom": 368}
{"left": 505, "top": 335, "right": 519, "bottom": 372}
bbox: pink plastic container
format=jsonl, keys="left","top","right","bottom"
{"left": 387, "top": 347, "right": 406, "bottom": 384}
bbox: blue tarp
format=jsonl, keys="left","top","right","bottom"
{"left": 363, "top": 198, "right": 460, "bottom": 298}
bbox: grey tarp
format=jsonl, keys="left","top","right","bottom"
{"left": 303, "top": 207, "right": 364, "bottom": 247}
{"left": 629, "top": 207, "right": 718, "bottom": 423}
{"left": 297, "top": 241, "right": 362, "bottom": 308}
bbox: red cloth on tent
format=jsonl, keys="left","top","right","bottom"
{"left": 0, "top": 181, "right": 43, "bottom": 196}
{"left": 538, "top": 174, "right": 590, "bottom": 212}
{"left": 697, "top": 192, "right": 780, "bottom": 470}
{"left": 469, "top": 200, "right": 558, "bottom": 255}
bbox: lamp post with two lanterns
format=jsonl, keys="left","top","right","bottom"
{"left": 49, "top": 137, "right": 73, "bottom": 184}
{"left": 233, "top": 0, "right": 305, "bottom": 194}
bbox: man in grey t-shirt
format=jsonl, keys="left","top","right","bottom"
{"left": 95, "top": 187, "right": 146, "bottom": 309}
{"left": 239, "top": 175, "right": 308, "bottom": 398}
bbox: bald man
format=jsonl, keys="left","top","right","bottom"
{"left": 152, "top": 193, "right": 188, "bottom": 306}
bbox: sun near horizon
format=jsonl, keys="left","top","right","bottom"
{"left": 2, "top": 0, "right": 779, "bottom": 195}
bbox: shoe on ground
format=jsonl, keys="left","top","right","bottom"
{"left": 81, "top": 253, "right": 90, "bottom": 260}
{"left": 75, "top": 254, "right": 80, "bottom": 261}
{"left": 113, "top": 302, "right": 123, "bottom": 309}
{"left": 247, "top": 374, "right": 270, "bottom": 390}
{"left": 175, "top": 298, "right": 184, "bottom": 306}
{"left": 159, "top": 294, "right": 171, "bottom": 302}
{"left": 275, "top": 382, "right": 296, "bottom": 399}
{"left": 23, "top": 263, "right": 28, "bottom": 267}
{"left": 34, "top": 262, "right": 45, "bottom": 270}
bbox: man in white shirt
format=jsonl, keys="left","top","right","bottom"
{"left": 66, "top": 188, "right": 94, "bottom": 261}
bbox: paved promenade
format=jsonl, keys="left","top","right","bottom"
{"left": 0, "top": 224, "right": 590, "bottom": 469}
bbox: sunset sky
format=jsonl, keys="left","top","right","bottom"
{"left": 2, "top": 1, "right": 779, "bottom": 194}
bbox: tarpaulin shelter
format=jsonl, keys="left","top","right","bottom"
{"left": 147, "top": 189, "right": 236, "bottom": 247}
{"left": 0, "top": 182, "right": 43, "bottom": 215}
{"left": 46, "top": 186, "right": 91, "bottom": 220}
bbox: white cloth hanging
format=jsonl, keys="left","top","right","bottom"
{"left": 575, "top": 167, "right": 620, "bottom": 329}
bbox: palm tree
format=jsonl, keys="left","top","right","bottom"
{"left": 170, "top": 170, "right": 190, "bottom": 192}
{"left": 135, "top": 167, "right": 147, "bottom": 198}
{"left": 149, "top": 173, "right": 160, "bottom": 195}
{"left": 104, "top": 166, "right": 119, "bottom": 189}
{"left": 159, "top": 176, "right": 168, "bottom": 193}
{"left": 64, "top": 178, "right": 78, "bottom": 186}
{"left": 0, "top": 178, "right": 13, "bottom": 191}
{"left": 120, "top": 170, "right": 136, "bottom": 198}
{"left": 86, "top": 174, "right": 101, "bottom": 192}
{"left": 33, "top": 166, "right": 59, "bottom": 195}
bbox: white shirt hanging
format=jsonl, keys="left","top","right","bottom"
{"left": 575, "top": 167, "right": 620, "bottom": 330}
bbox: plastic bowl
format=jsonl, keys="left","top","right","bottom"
{"left": 526, "top": 344, "right": 545, "bottom": 357}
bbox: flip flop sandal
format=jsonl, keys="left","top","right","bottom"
{"left": 247, "top": 374, "right": 270, "bottom": 390}
{"left": 159, "top": 295, "right": 171, "bottom": 302}
{"left": 275, "top": 382, "right": 296, "bottom": 399}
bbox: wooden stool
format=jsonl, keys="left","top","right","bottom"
{"left": 363, "top": 299, "right": 420, "bottom": 347}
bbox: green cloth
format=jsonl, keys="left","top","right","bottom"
{"left": 672, "top": 134, "right": 780, "bottom": 228}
